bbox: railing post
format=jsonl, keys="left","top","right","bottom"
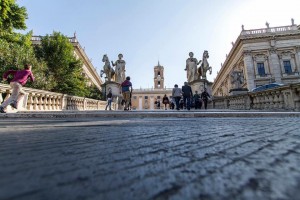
{"left": 61, "top": 94, "right": 67, "bottom": 110}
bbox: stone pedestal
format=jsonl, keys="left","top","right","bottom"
{"left": 189, "top": 79, "right": 212, "bottom": 94}
{"left": 229, "top": 88, "right": 249, "bottom": 96}
{"left": 101, "top": 81, "right": 122, "bottom": 110}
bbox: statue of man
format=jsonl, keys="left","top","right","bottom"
{"left": 111, "top": 53, "right": 126, "bottom": 84}
{"left": 185, "top": 52, "right": 200, "bottom": 83}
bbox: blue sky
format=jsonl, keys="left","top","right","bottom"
{"left": 18, "top": 0, "right": 300, "bottom": 89}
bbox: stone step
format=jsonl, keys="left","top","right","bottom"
{"left": 1, "top": 110, "right": 300, "bottom": 118}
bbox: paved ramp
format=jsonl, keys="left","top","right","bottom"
{"left": 0, "top": 114, "right": 300, "bottom": 199}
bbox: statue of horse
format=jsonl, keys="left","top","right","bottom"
{"left": 198, "top": 50, "right": 212, "bottom": 80}
{"left": 100, "top": 54, "right": 115, "bottom": 82}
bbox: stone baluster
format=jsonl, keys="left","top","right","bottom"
{"left": 26, "top": 93, "right": 33, "bottom": 110}
{"left": 0, "top": 89, "right": 4, "bottom": 103}
{"left": 38, "top": 94, "right": 44, "bottom": 111}
{"left": 33, "top": 94, "right": 39, "bottom": 111}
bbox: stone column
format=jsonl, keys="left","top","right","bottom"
{"left": 296, "top": 46, "right": 300, "bottom": 72}
{"left": 243, "top": 51, "right": 255, "bottom": 90}
{"left": 138, "top": 96, "right": 143, "bottom": 110}
{"left": 269, "top": 48, "right": 282, "bottom": 83}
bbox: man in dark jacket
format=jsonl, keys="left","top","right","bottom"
{"left": 201, "top": 88, "right": 211, "bottom": 109}
{"left": 181, "top": 82, "right": 193, "bottom": 110}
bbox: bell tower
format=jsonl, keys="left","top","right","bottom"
{"left": 154, "top": 61, "right": 164, "bottom": 89}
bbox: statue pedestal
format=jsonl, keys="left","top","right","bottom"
{"left": 101, "top": 81, "right": 122, "bottom": 110}
{"left": 229, "top": 88, "right": 248, "bottom": 96}
{"left": 189, "top": 79, "right": 212, "bottom": 94}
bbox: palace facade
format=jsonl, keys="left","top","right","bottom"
{"left": 131, "top": 62, "right": 172, "bottom": 110}
{"left": 212, "top": 21, "right": 300, "bottom": 96}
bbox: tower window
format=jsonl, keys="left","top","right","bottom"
{"left": 145, "top": 96, "right": 148, "bottom": 99}
{"left": 283, "top": 60, "right": 292, "bottom": 74}
{"left": 158, "top": 71, "right": 160, "bottom": 76}
{"left": 158, "top": 81, "right": 160, "bottom": 85}
{"left": 257, "top": 63, "right": 266, "bottom": 76}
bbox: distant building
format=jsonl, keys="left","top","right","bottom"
{"left": 31, "top": 35, "right": 103, "bottom": 91}
{"left": 131, "top": 62, "right": 172, "bottom": 110}
{"left": 212, "top": 20, "right": 300, "bottom": 96}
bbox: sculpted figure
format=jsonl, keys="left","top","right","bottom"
{"left": 231, "top": 70, "right": 244, "bottom": 88}
{"left": 101, "top": 54, "right": 115, "bottom": 82}
{"left": 185, "top": 52, "right": 200, "bottom": 82}
{"left": 198, "top": 50, "right": 212, "bottom": 79}
{"left": 111, "top": 53, "right": 126, "bottom": 84}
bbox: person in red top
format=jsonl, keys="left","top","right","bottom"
{"left": 121, "top": 76, "right": 132, "bottom": 111}
{"left": 0, "top": 64, "right": 35, "bottom": 113}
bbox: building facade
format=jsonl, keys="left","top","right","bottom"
{"left": 31, "top": 35, "right": 103, "bottom": 91}
{"left": 212, "top": 21, "right": 300, "bottom": 96}
{"left": 131, "top": 62, "right": 172, "bottom": 110}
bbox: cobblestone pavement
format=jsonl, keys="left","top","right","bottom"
{"left": 1, "top": 117, "right": 300, "bottom": 200}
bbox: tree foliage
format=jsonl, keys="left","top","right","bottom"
{"left": 0, "top": 0, "right": 27, "bottom": 34}
{"left": 34, "top": 32, "right": 89, "bottom": 96}
{"left": 0, "top": 1, "right": 100, "bottom": 98}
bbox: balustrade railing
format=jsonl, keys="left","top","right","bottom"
{"left": 241, "top": 25, "right": 298, "bottom": 36}
{"left": 0, "top": 83, "right": 109, "bottom": 112}
{"left": 211, "top": 83, "right": 300, "bottom": 111}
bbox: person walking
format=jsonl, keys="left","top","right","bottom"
{"left": 201, "top": 88, "right": 211, "bottom": 110}
{"left": 193, "top": 90, "right": 201, "bottom": 109}
{"left": 121, "top": 76, "right": 132, "bottom": 111}
{"left": 105, "top": 90, "right": 113, "bottom": 110}
{"left": 172, "top": 84, "right": 182, "bottom": 111}
{"left": 182, "top": 82, "right": 193, "bottom": 110}
{"left": 162, "top": 94, "right": 169, "bottom": 110}
{"left": 0, "top": 64, "right": 34, "bottom": 113}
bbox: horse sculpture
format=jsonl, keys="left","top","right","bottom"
{"left": 198, "top": 50, "right": 212, "bottom": 80}
{"left": 100, "top": 54, "right": 115, "bottom": 82}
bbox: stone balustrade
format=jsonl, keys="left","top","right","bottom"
{"left": 0, "top": 83, "right": 109, "bottom": 112}
{"left": 241, "top": 25, "right": 298, "bottom": 36}
{"left": 211, "top": 83, "right": 300, "bottom": 111}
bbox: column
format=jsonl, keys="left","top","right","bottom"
{"left": 269, "top": 48, "right": 282, "bottom": 83}
{"left": 150, "top": 96, "right": 154, "bottom": 110}
{"left": 243, "top": 51, "right": 255, "bottom": 90}
{"left": 296, "top": 46, "right": 300, "bottom": 72}
{"left": 138, "top": 96, "right": 143, "bottom": 110}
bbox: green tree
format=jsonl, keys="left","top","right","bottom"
{"left": 86, "top": 84, "right": 103, "bottom": 100}
{"left": 35, "top": 32, "right": 89, "bottom": 96}
{"left": 0, "top": 0, "right": 27, "bottom": 35}
{"left": 0, "top": 0, "right": 51, "bottom": 89}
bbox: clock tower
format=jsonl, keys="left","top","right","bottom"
{"left": 154, "top": 61, "right": 164, "bottom": 89}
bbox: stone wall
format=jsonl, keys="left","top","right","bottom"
{"left": 0, "top": 83, "right": 110, "bottom": 112}
{"left": 212, "top": 83, "right": 300, "bottom": 111}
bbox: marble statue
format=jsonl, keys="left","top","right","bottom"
{"left": 231, "top": 70, "right": 244, "bottom": 89}
{"left": 198, "top": 50, "right": 212, "bottom": 80}
{"left": 185, "top": 52, "right": 200, "bottom": 82}
{"left": 111, "top": 53, "right": 126, "bottom": 84}
{"left": 101, "top": 54, "right": 115, "bottom": 82}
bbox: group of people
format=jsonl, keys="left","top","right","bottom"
{"left": 105, "top": 76, "right": 133, "bottom": 111}
{"left": 171, "top": 82, "right": 211, "bottom": 111}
